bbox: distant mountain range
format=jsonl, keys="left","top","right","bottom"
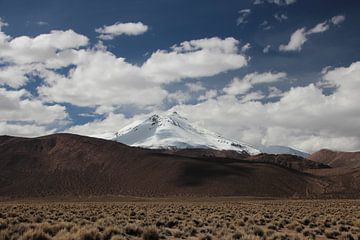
{"left": 0, "top": 133, "right": 359, "bottom": 198}
{"left": 104, "top": 112, "right": 308, "bottom": 157}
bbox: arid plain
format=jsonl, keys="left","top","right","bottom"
{"left": 1, "top": 199, "right": 359, "bottom": 240}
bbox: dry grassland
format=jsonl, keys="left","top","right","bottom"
{"left": 0, "top": 199, "right": 359, "bottom": 240}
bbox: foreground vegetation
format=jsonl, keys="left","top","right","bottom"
{"left": 0, "top": 199, "right": 359, "bottom": 240}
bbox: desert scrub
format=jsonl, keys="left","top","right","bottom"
{"left": 0, "top": 200, "right": 359, "bottom": 240}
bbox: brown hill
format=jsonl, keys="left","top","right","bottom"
{"left": 0, "top": 134, "right": 358, "bottom": 198}
{"left": 309, "top": 149, "right": 360, "bottom": 168}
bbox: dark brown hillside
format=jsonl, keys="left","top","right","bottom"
{"left": 0, "top": 134, "right": 358, "bottom": 198}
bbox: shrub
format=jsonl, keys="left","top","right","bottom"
{"left": 232, "top": 231, "right": 244, "bottom": 239}
{"left": 75, "top": 227, "right": 101, "bottom": 240}
{"left": 19, "top": 229, "right": 51, "bottom": 240}
{"left": 252, "top": 226, "right": 264, "bottom": 237}
{"left": 125, "top": 224, "right": 143, "bottom": 236}
{"left": 325, "top": 230, "right": 340, "bottom": 239}
{"left": 103, "top": 227, "right": 122, "bottom": 240}
{"left": 142, "top": 227, "right": 159, "bottom": 240}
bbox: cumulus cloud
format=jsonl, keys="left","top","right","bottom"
{"left": 185, "top": 82, "right": 206, "bottom": 92}
{"left": 0, "top": 122, "right": 52, "bottom": 137}
{"left": 0, "top": 25, "right": 247, "bottom": 113}
{"left": 241, "top": 43, "right": 251, "bottom": 52}
{"left": 67, "top": 112, "right": 147, "bottom": 139}
{"left": 254, "top": 0, "right": 296, "bottom": 5}
{"left": 39, "top": 36, "right": 247, "bottom": 107}
{"left": 259, "top": 21, "right": 272, "bottom": 30}
{"left": 237, "top": 9, "right": 251, "bottom": 25}
{"left": 0, "top": 88, "right": 67, "bottom": 125}
{"left": 142, "top": 37, "right": 248, "bottom": 83}
{"left": 331, "top": 15, "right": 346, "bottom": 25}
{"left": 170, "top": 61, "right": 360, "bottom": 152}
{"left": 0, "top": 87, "right": 68, "bottom": 136}
{"left": 0, "top": 29, "right": 88, "bottom": 67}
{"left": 279, "top": 27, "right": 308, "bottom": 51}
{"left": 198, "top": 90, "right": 218, "bottom": 101}
{"left": 96, "top": 22, "right": 148, "bottom": 40}
{"left": 263, "top": 45, "right": 271, "bottom": 53}
{"left": 307, "top": 21, "right": 330, "bottom": 34}
{"left": 223, "top": 72, "right": 287, "bottom": 96}
{"left": 279, "top": 16, "right": 345, "bottom": 52}
{"left": 0, "top": 17, "right": 8, "bottom": 30}
{"left": 274, "top": 13, "right": 288, "bottom": 22}
{"left": 0, "top": 65, "right": 32, "bottom": 88}
{"left": 36, "top": 21, "right": 49, "bottom": 26}
{"left": 268, "top": 86, "right": 283, "bottom": 98}
{"left": 38, "top": 49, "right": 168, "bottom": 107}
{"left": 271, "top": 0, "right": 297, "bottom": 5}
{"left": 167, "top": 90, "right": 192, "bottom": 105}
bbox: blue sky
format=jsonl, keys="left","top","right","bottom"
{"left": 0, "top": 0, "right": 359, "bottom": 152}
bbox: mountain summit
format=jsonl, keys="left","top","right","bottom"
{"left": 112, "top": 112, "right": 261, "bottom": 155}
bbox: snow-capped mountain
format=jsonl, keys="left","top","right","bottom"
{"left": 258, "top": 145, "right": 309, "bottom": 158}
{"left": 112, "top": 112, "right": 261, "bottom": 155}
{"left": 104, "top": 111, "right": 309, "bottom": 157}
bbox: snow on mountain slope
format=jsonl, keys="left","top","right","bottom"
{"left": 112, "top": 112, "right": 261, "bottom": 155}
{"left": 258, "top": 145, "right": 309, "bottom": 158}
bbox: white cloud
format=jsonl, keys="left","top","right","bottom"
{"left": 259, "top": 20, "right": 272, "bottom": 30}
{"left": 67, "top": 112, "right": 147, "bottom": 139}
{"left": 0, "top": 17, "right": 8, "bottom": 30}
{"left": 0, "top": 88, "right": 67, "bottom": 125}
{"left": 271, "top": 0, "right": 297, "bottom": 5}
{"left": 268, "top": 86, "right": 283, "bottom": 98}
{"left": 0, "top": 87, "right": 68, "bottom": 137}
{"left": 263, "top": 45, "right": 271, "bottom": 53}
{"left": 185, "top": 82, "right": 206, "bottom": 92}
{"left": 38, "top": 49, "right": 168, "bottom": 107}
{"left": 279, "top": 27, "right": 308, "bottom": 51}
{"left": 279, "top": 15, "right": 345, "bottom": 52}
{"left": 237, "top": 9, "right": 251, "bottom": 25}
{"left": 274, "top": 13, "right": 288, "bottom": 22}
{"left": 253, "top": 0, "right": 264, "bottom": 4}
{"left": 248, "top": 72, "right": 287, "bottom": 84}
{"left": 142, "top": 37, "right": 248, "bottom": 83}
{"left": 0, "top": 122, "right": 52, "bottom": 137}
{"left": 96, "top": 22, "right": 148, "bottom": 40}
{"left": 224, "top": 72, "right": 287, "bottom": 95}
{"left": 254, "top": 0, "right": 296, "bottom": 5}
{"left": 240, "top": 91, "right": 265, "bottom": 103}
{"left": 307, "top": 21, "right": 330, "bottom": 34}
{"left": 36, "top": 21, "right": 49, "bottom": 26}
{"left": 223, "top": 77, "right": 253, "bottom": 96}
{"left": 37, "top": 37, "right": 246, "bottom": 108}
{"left": 0, "top": 29, "right": 88, "bottom": 66}
{"left": 171, "top": 61, "right": 360, "bottom": 152}
{"left": 198, "top": 89, "right": 218, "bottom": 101}
{"left": 241, "top": 43, "right": 251, "bottom": 52}
{"left": 171, "top": 37, "right": 239, "bottom": 53}
{"left": 167, "top": 90, "right": 192, "bottom": 104}
{"left": 0, "top": 65, "right": 32, "bottom": 88}
{"left": 0, "top": 25, "right": 247, "bottom": 111}
{"left": 331, "top": 15, "right": 346, "bottom": 25}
